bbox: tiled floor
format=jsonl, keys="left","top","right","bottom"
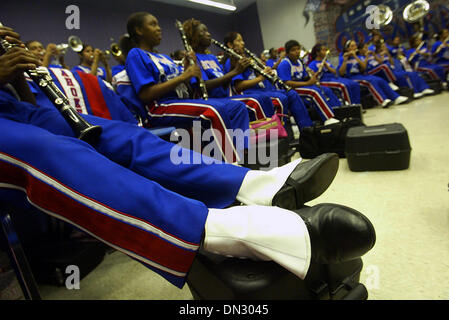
{"left": 3, "top": 91, "right": 449, "bottom": 300}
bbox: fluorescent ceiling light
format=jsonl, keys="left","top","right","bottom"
{"left": 188, "top": 0, "right": 236, "bottom": 11}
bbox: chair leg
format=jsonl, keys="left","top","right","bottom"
{"left": 0, "top": 212, "right": 41, "bottom": 300}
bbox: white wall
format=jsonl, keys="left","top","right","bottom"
{"left": 256, "top": 0, "right": 316, "bottom": 51}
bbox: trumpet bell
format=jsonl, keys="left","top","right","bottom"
{"left": 110, "top": 43, "right": 122, "bottom": 57}
{"left": 68, "top": 35, "right": 83, "bottom": 53}
{"left": 403, "top": 0, "right": 430, "bottom": 23}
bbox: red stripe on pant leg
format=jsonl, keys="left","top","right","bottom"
{"left": 381, "top": 65, "right": 396, "bottom": 82}
{"left": 0, "top": 159, "right": 195, "bottom": 274}
{"left": 321, "top": 82, "right": 351, "bottom": 104}
{"left": 270, "top": 98, "right": 283, "bottom": 114}
{"left": 418, "top": 67, "right": 439, "bottom": 80}
{"left": 368, "top": 66, "right": 389, "bottom": 82}
{"left": 76, "top": 71, "right": 112, "bottom": 120}
{"left": 149, "top": 103, "right": 238, "bottom": 163}
{"left": 368, "top": 65, "right": 396, "bottom": 82}
{"left": 233, "top": 98, "right": 265, "bottom": 120}
{"left": 356, "top": 80, "right": 383, "bottom": 104}
{"left": 295, "top": 88, "right": 334, "bottom": 119}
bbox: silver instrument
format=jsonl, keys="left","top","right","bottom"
{"left": 403, "top": 0, "right": 430, "bottom": 32}
{"left": 376, "top": 5, "right": 394, "bottom": 28}
{"left": 243, "top": 47, "right": 292, "bottom": 91}
{"left": 212, "top": 39, "right": 291, "bottom": 92}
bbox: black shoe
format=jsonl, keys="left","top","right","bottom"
{"left": 272, "top": 153, "right": 339, "bottom": 210}
{"left": 295, "top": 203, "right": 376, "bottom": 264}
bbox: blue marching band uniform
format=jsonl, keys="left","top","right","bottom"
{"left": 277, "top": 56, "right": 341, "bottom": 122}
{"left": 308, "top": 59, "right": 361, "bottom": 106}
{"left": 222, "top": 58, "right": 315, "bottom": 129}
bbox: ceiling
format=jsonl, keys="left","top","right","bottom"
{"left": 148, "top": 0, "right": 257, "bottom": 14}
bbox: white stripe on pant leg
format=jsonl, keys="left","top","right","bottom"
{"left": 204, "top": 206, "right": 312, "bottom": 279}
{"left": 236, "top": 158, "right": 302, "bottom": 206}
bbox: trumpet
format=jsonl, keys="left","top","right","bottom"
{"left": 68, "top": 35, "right": 83, "bottom": 53}
{"left": 49, "top": 35, "right": 82, "bottom": 57}
{"left": 103, "top": 42, "right": 121, "bottom": 58}
{"left": 56, "top": 43, "right": 69, "bottom": 55}
{"left": 109, "top": 43, "right": 122, "bottom": 57}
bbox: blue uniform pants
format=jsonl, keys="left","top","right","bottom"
{"left": 0, "top": 91, "right": 249, "bottom": 288}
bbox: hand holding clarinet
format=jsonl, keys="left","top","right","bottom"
{"left": 175, "top": 20, "right": 208, "bottom": 100}
{"left": 0, "top": 23, "right": 102, "bottom": 145}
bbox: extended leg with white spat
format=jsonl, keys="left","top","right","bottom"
{"left": 236, "top": 153, "right": 339, "bottom": 210}
{"left": 202, "top": 203, "right": 376, "bottom": 280}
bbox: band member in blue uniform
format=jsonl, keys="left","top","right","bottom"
{"left": 265, "top": 47, "right": 286, "bottom": 70}
{"left": 389, "top": 36, "right": 410, "bottom": 70}
{"left": 25, "top": 66, "right": 137, "bottom": 124}
{"left": 338, "top": 40, "right": 408, "bottom": 108}
{"left": 218, "top": 31, "right": 315, "bottom": 130}
{"left": 125, "top": 12, "right": 253, "bottom": 163}
{"left": 25, "top": 40, "right": 68, "bottom": 69}
{"left": 407, "top": 34, "right": 447, "bottom": 85}
{"left": 431, "top": 28, "right": 449, "bottom": 68}
{"left": 182, "top": 20, "right": 276, "bottom": 122}
{"left": 374, "top": 42, "right": 433, "bottom": 98}
{"left": 72, "top": 44, "right": 112, "bottom": 83}
{"left": 309, "top": 44, "right": 361, "bottom": 106}
{"left": 0, "top": 25, "right": 376, "bottom": 290}
{"left": 277, "top": 40, "right": 341, "bottom": 125}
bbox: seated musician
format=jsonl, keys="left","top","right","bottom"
{"left": 25, "top": 40, "right": 69, "bottom": 69}
{"left": 72, "top": 44, "right": 112, "bottom": 83}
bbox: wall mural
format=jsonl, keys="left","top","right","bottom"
{"left": 304, "top": 0, "right": 449, "bottom": 55}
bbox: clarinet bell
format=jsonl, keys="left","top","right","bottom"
{"left": 78, "top": 124, "right": 103, "bottom": 146}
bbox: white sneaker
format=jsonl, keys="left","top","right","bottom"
{"left": 413, "top": 92, "right": 424, "bottom": 99}
{"left": 381, "top": 99, "right": 392, "bottom": 108}
{"left": 394, "top": 96, "right": 409, "bottom": 105}
{"left": 324, "top": 118, "right": 340, "bottom": 126}
{"left": 389, "top": 83, "right": 399, "bottom": 91}
{"left": 422, "top": 88, "right": 434, "bottom": 95}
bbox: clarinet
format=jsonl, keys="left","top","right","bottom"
{"left": 434, "top": 35, "right": 449, "bottom": 55}
{"left": 212, "top": 39, "right": 291, "bottom": 92}
{"left": 304, "top": 60, "right": 331, "bottom": 102}
{"left": 243, "top": 47, "right": 292, "bottom": 91}
{"left": 315, "top": 49, "right": 331, "bottom": 80}
{"left": 0, "top": 29, "right": 102, "bottom": 146}
{"left": 408, "top": 41, "right": 425, "bottom": 63}
{"left": 174, "top": 20, "right": 208, "bottom": 100}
